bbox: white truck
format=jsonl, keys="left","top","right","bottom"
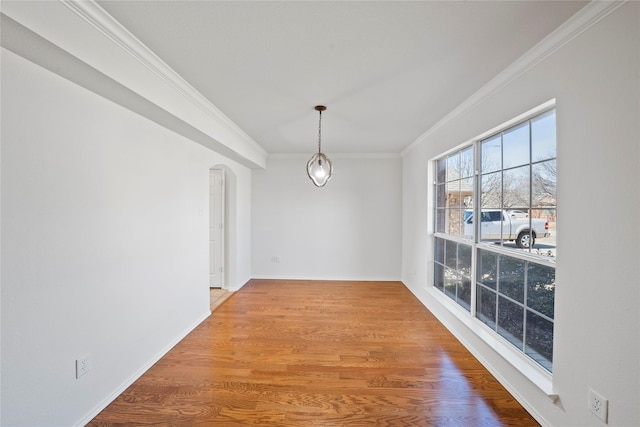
{"left": 464, "top": 209, "right": 550, "bottom": 249}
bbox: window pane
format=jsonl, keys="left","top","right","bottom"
{"left": 479, "top": 209, "right": 507, "bottom": 244}
{"left": 434, "top": 237, "right": 445, "bottom": 264}
{"left": 532, "top": 160, "right": 556, "bottom": 206}
{"left": 503, "top": 121, "right": 530, "bottom": 169}
{"left": 434, "top": 262, "right": 444, "bottom": 291}
{"left": 498, "top": 297, "right": 524, "bottom": 349}
{"left": 481, "top": 135, "right": 501, "bottom": 173}
{"left": 458, "top": 244, "right": 472, "bottom": 278}
{"left": 447, "top": 153, "right": 460, "bottom": 182}
{"left": 459, "top": 277, "right": 472, "bottom": 311}
{"left": 531, "top": 208, "right": 556, "bottom": 258}
{"left": 444, "top": 268, "right": 457, "bottom": 300}
{"left": 525, "top": 311, "right": 554, "bottom": 372}
{"left": 443, "top": 208, "right": 453, "bottom": 234}
{"left": 460, "top": 146, "right": 474, "bottom": 179}
{"left": 503, "top": 166, "right": 530, "bottom": 210}
{"left": 477, "top": 285, "right": 497, "bottom": 329}
{"left": 461, "top": 177, "right": 474, "bottom": 209}
{"left": 463, "top": 210, "right": 473, "bottom": 239}
{"left": 447, "top": 208, "right": 464, "bottom": 236}
{"left": 435, "top": 208, "right": 446, "bottom": 233}
{"left": 436, "top": 158, "right": 447, "bottom": 183}
{"left": 445, "top": 240, "right": 457, "bottom": 269}
{"left": 526, "top": 263, "right": 555, "bottom": 318}
{"left": 498, "top": 255, "right": 525, "bottom": 303}
{"left": 478, "top": 249, "right": 497, "bottom": 290}
{"left": 436, "top": 183, "right": 446, "bottom": 208}
{"left": 446, "top": 181, "right": 461, "bottom": 219}
{"left": 531, "top": 110, "right": 556, "bottom": 162}
{"left": 481, "top": 172, "right": 502, "bottom": 208}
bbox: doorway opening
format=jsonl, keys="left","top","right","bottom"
{"left": 209, "top": 168, "right": 225, "bottom": 289}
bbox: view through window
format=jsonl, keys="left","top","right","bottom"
{"left": 433, "top": 108, "right": 556, "bottom": 372}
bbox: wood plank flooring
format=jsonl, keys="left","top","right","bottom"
{"left": 88, "top": 280, "right": 539, "bottom": 426}
{"left": 210, "top": 288, "right": 232, "bottom": 312}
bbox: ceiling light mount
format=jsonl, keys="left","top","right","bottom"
{"left": 307, "top": 105, "right": 333, "bottom": 187}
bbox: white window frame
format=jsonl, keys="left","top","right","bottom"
{"left": 429, "top": 100, "right": 557, "bottom": 399}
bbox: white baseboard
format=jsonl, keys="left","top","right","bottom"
{"left": 403, "top": 283, "right": 553, "bottom": 427}
{"left": 251, "top": 275, "right": 402, "bottom": 282}
{"left": 74, "top": 310, "right": 211, "bottom": 427}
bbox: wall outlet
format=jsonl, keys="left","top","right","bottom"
{"left": 76, "top": 355, "right": 91, "bottom": 379}
{"left": 589, "top": 388, "right": 608, "bottom": 423}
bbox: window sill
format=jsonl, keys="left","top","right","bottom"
{"left": 427, "top": 287, "right": 558, "bottom": 402}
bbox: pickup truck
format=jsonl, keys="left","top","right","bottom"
{"left": 464, "top": 209, "right": 550, "bottom": 249}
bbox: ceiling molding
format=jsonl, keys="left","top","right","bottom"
{"left": 269, "top": 153, "right": 401, "bottom": 160}
{"left": 401, "top": 0, "right": 626, "bottom": 157}
{"left": 2, "top": 0, "right": 267, "bottom": 168}
{"left": 1, "top": 13, "right": 266, "bottom": 169}
{"left": 60, "top": 0, "right": 255, "bottom": 143}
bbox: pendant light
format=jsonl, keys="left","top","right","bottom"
{"left": 307, "top": 105, "right": 333, "bottom": 187}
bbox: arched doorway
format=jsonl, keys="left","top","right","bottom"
{"left": 209, "top": 168, "right": 225, "bottom": 288}
{"left": 209, "top": 164, "right": 237, "bottom": 293}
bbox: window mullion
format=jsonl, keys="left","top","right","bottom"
{"left": 431, "top": 105, "right": 556, "bottom": 373}
{"left": 470, "top": 142, "right": 480, "bottom": 317}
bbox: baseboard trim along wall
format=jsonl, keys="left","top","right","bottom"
{"left": 75, "top": 311, "right": 212, "bottom": 427}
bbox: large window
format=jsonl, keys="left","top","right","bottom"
{"left": 433, "top": 108, "right": 556, "bottom": 373}
{"left": 479, "top": 110, "right": 557, "bottom": 253}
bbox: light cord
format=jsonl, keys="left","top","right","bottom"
{"left": 317, "top": 110, "right": 322, "bottom": 154}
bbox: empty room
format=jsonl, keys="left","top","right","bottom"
{"left": 1, "top": 1, "right": 639, "bottom": 426}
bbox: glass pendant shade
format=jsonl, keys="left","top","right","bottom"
{"left": 307, "top": 152, "right": 333, "bottom": 187}
{"left": 307, "top": 105, "right": 332, "bottom": 187}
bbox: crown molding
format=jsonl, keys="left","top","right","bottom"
{"left": 269, "top": 153, "right": 401, "bottom": 160}
{"left": 59, "top": 0, "right": 266, "bottom": 157}
{"left": 2, "top": 0, "right": 266, "bottom": 168}
{"left": 401, "top": 0, "right": 626, "bottom": 157}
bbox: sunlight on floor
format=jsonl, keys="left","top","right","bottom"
{"left": 209, "top": 288, "right": 231, "bottom": 312}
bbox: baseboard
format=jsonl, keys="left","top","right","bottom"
{"left": 74, "top": 310, "right": 211, "bottom": 427}
{"left": 227, "top": 278, "right": 252, "bottom": 292}
{"left": 401, "top": 282, "right": 552, "bottom": 427}
{"left": 251, "top": 275, "right": 402, "bottom": 282}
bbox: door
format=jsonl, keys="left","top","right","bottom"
{"left": 209, "top": 169, "right": 225, "bottom": 288}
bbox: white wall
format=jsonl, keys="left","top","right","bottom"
{"left": 402, "top": 3, "right": 639, "bottom": 426}
{"left": 252, "top": 155, "right": 402, "bottom": 281}
{"left": 0, "top": 49, "right": 252, "bottom": 426}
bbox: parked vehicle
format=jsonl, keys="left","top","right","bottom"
{"left": 464, "top": 209, "right": 549, "bottom": 249}
{"left": 506, "top": 209, "right": 528, "bottom": 219}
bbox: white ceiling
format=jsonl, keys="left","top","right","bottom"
{"left": 97, "top": 1, "right": 586, "bottom": 155}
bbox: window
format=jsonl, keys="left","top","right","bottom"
{"left": 433, "top": 108, "right": 556, "bottom": 373}
{"left": 479, "top": 109, "right": 557, "bottom": 253}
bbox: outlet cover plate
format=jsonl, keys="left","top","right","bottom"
{"left": 76, "top": 355, "right": 91, "bottom": 379}
{"left": 589, "top": 388, "right": 608, "bottom": 423}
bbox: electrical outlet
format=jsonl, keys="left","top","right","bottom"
{"left": 76, "top": 355, "right": 91, "bottom": 379}
{"left": 589, "top": 388, "right": 608, "bottom": 423}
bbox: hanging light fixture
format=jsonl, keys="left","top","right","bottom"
{"left": 307, "top": 105, "right": 333, "bottom": 187}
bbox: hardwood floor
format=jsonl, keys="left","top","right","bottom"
{"left": 88, "top": 280, "right": 539, "bottom": 426}
{"left": 210, "top": 287, "right": 232, "bottom": 312}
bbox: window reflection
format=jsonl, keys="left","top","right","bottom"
{"left": 481, "top": 135, "right": 501, "bottom": 173}
{"left": 460, "top": 146, "right": 474, "bottom": 178}
{"left": 498, "top": 297, "right": 524, "bottom": 349}
{"left": 503, "top": 166, "right": 530, "bottom": 210}
{"left": 531, "top": 110, "right": 556, "bottom": 162}
{"left": 503, "top": 121, "right": 530, "bottom": 169}
{"left": 481, "top": 172, "right": 501, "bottom": 208}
